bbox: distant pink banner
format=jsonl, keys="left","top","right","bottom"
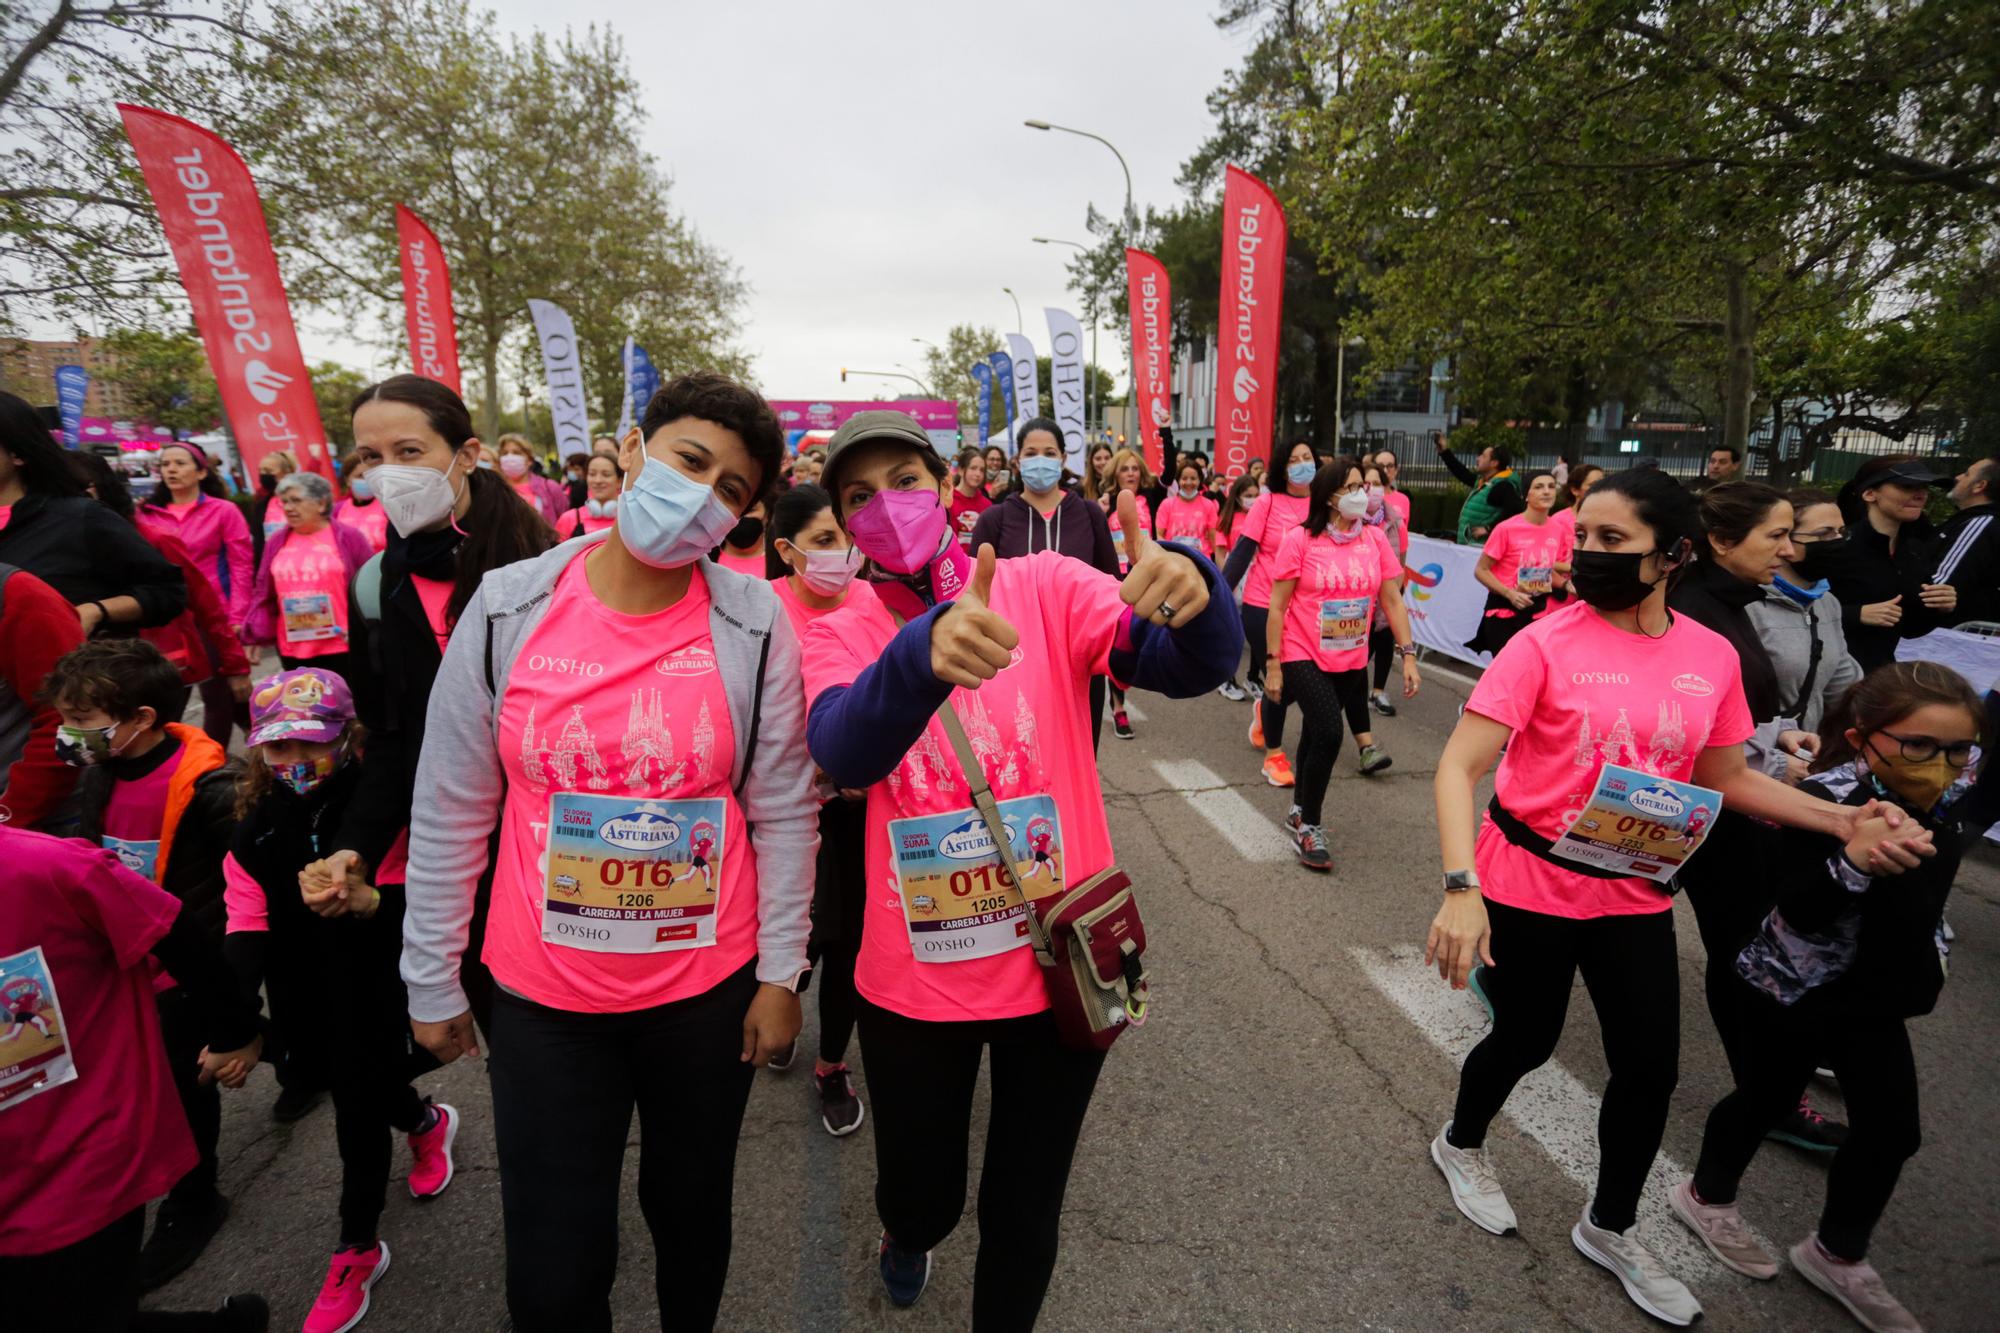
{"left": 768, "top": 399, "right": 961, "bottom": 434}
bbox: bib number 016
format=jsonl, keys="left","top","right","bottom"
{"left": 600, "top": 859, "right": 676, "bottom": 888}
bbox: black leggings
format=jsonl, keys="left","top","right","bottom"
{"left": 1693, "top": 1002, "right": 1919, "bottom": 1261}
{"left": 1369, "top": 625, "right": 1395, "bottom": 691}
{"left": 489, "top": 964, "right": 758, "bottom": 1332}
{"left": 1241, "top": 604, "right": 1290, "bottom": 749}
{"left": 1281, "top": 661, "right": 1370, "bottom": 825}
{"left": 1449, "top": 897, "right": 1680, "bottom": 1233}
{"left": 1679, "top": 811, "right": 1779, "bottom": 1085}
{"left": 156, "top": 986, "right": 222, "bottom": 1213}
{"left": 810, "top": 798, "right": 867, "bottom": 1066}
{"left": 858, "top": 998, "right": 1106, "bottom": 1333}
{"left": 0, "top": 1207, "right": 238, "bottom": 1329}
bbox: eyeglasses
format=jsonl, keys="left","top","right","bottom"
{"left": 1790, "top": 526, "right": 1844, "bottom": 543}
{"left": 1873, "top": 730, "right": 1980, "bottom": 768}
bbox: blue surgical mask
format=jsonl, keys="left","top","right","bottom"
{"left": 1287, "top": 460, "right": 1317, "bottom": 486}
{"left": 618, "top": 451, "right": 740, "bottom": 569}
{"left": 1019, "top": 455, "right": 1064, "bottom": 494}
{"left": 348, "top": 476, "right": 374, "bottom": 501}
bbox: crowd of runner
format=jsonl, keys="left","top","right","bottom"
{"left": 0, "top": 374, "right": 1991, "bottom": 1333}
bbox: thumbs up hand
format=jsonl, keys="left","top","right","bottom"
{"left": 929, "top": 543, "right": 1021, "bottom": 688}
{"left": 1118, "top": 489, "right": 1209, "bottom": 627}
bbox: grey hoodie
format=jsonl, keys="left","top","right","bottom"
{"left": 1742, "top": 581, "right": 1863, "bottom": 777}
{"left": 400, "top": 533, "right": 819, "bottom": 1023}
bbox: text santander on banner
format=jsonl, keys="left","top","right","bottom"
{"left": 395, "top": 204, "right": 462, "bottom": 393}
{"left": 1215, "top": 166, "right": 1286, "bottom": 480}
{"left": 118, "top": 103, "right": 331, "bottom": 478}
{"left": 1125, "top": 248, "right": 1173, "bottom": 475}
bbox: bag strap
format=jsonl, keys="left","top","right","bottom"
{"left": 1781, "top": 602, "right": 1825, "bottom": 722}
{"left": 733, "top": 627, "right": 771, "bottom": 797}
{"left": 1486, "top": 795, "right": 1671, "bottom": 885}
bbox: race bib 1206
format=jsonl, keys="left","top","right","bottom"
{"left": 542, "top": 792, "right": 726, "bottom": 954}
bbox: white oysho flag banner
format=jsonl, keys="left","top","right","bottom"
{"left": 1005, "top": 332, "right": 1039, "bottom": 441}
{"left": 527, "top": 298, "right": 590, "bottom": 454}
{"left": 1044, "top": 308, "right": 1087, "bottom": 475}
{"left": 1898, "top": 628, "right": 2000, "bottom": 691}
{"left": 1403, "top": 534, "right": 1494, "bottom": 669}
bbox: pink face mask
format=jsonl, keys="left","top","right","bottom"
{"left": 499, "top": 454, "right": 530, "bottom": 479}
{"left": 847, "top": 487, "right": 949, "bottom": 575}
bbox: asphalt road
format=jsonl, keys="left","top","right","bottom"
{"left": 157, "top": 660, "right": 2000, "bottom": 1331}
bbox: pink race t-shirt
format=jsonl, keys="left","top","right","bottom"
{"left": 1382, "top": 490, "right": 1412, "bottom": 557}
{"left": 167, "top": 499, "right": 201, "bottom": 520}
{"left": 410, "top": 573, "right": 453, "bottom": 653}
{"left": 335, "top": 499, "right": 389, "bottom": 554}
{"left": 1105, "top": 492, "right": 1154, "bottom": 572}
{"left": 712, "top": 547, "right": 765, "bottom": 578}
{"left": 1482, "top": 512, "right": 1574, "bottom": 594}
{"left": 0, "top": 835, "right": 193, "bottom": 1255}
{"left": 771, "top": 573, "right": 878, "bottom": 642}
{"left": 270, "top": 526, "right": 350, "bottom": 658}
{"left": 1272, "top": 524, "right": 1399, "bottom": 673}
{"left": 799, "top": 551, "right": 1127, "bottom": 1023}
{"left": 261, "top": 493, "right": 285, "bottom": 537}
{"left": 948, "top": 491, "right": 992, "bottom": 548}
{"left": 1238, "top": 491, "right": 1312, "bottom": 608}
{"left": 100, "top": 754, "right": 176, "bottom": 884}
{"left": 557, "top": 506, "right": 617, "bottom": 539}
{"left": 1156, "top": 493, "right": 1219, "bottom": 557}
{"left": 488, "top": 556, "right": 754, "bottom": 1012}
{"left": 1465, "top": 600, "right": 1755, "bottom": 918}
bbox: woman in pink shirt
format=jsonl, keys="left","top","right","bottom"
{"left": 242, "top": 472, "right": 373, "bottom": 682}
{"left": 1263, "top": 457, "right": 1421, "bottom": 870}
{"left": 1099, "top": 448, "right": 1156, "bottom": 740}
{"left": 801, "top": 411, "right": 1238, "bottom": 1326}
{"left": 495, "top": 434, "right": 564, "bottom": 527}
{"left": 1155, "top": 459, "right": 1221, "bottom": 561}
{"left": 333, "top": 449, "right": 391, "bottom": 554}
{"left": 398, "top": 372, "right": 817, "bottom": 1331}
{"left": 709, "top": 498, "right": 767, "bottom": 575}
{"left": 144, "top": 441, "right": 256, "bottom": 745}
{"left": 1423, "top": 468, "right": 1927, "bottom": 1325}
{"left": 1466, "top": 470, "right": 1573, "bottom": 659}
{"left": 1221, "top": 439, "right": 1320, "bottom": 787}
{"left": 555, "top": 452, "right": 621, "bottom": 541}
{"left": 1363, "top": 457, "right": 1414, "bottom": 718}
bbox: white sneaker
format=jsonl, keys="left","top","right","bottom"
{"left": 1430, "top": 1124, "right": 1518, "bottom": 1235}
{"left": 1572, "top": 1208, "right": 1702, "bottom": 1326}
{"left": 1791, "top": 1237, "right": 1924, "bottom": 1332}
{"left": 1669, "top": 1178, "right": 1777, "bottom": 1279}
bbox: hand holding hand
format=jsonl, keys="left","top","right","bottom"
{"left": 929, "top": 545, "right": 1020, "bottom": 688}
{"left": 198, "top": 1034, "right": 262, "bottom": 1089}
{"left": 1844, "top": 815, "right": 1935, "bottom": 876}
{"left": 299, "top": 850, "right": 370, "bottom": 919}
{"left": 1118, "top": 490, "right": 1208, "bottom": 627}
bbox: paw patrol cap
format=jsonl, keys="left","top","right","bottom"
{"left": 247, "top": 667, "right": 357, "bottom": 747}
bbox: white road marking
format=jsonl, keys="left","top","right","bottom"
{"left": 1419, "top": 659, "right": 1484, "bottom": 691}
{"left": 1152, "top": 759, "right": 1296, "bottom": 862}
{"left": 1124, "top": 699, "right": 1148, "bottom": 723}
{"left": 1351, "top": 944, "right": 1769, "bottom": 1284}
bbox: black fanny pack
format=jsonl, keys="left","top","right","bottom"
{"left": 1486, "top": 797, "right": 1679, "bottom": 893}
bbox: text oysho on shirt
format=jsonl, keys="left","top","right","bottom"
{"left": 488, "top": 556, "right": 753, "bottom": 1012}
{"left": 1465, "top": 600, "right": 1754, "bottom": 918}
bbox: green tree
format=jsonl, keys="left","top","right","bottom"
{"left": 308, "top": 360, "right": 371, "bottom": 454}
{"left": 94, "top": 327, "right": 221, "bottom": 436}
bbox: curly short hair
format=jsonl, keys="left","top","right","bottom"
{"left": 639, "top": 371, "right": 785, "bottom": 504}
{"left": 43, "top": 639, "right": 185, "bottom": 722}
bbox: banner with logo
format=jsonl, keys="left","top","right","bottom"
{"left": 118, "top": 103, "right": 331, "bottom": 479}
{"left": 1215, "top": 165, "right": 1286, "bottom": 480}
{"left": 527, "top": 299, "right": 591, "bottom": 455}
{"left": 53, "top": 366, "right": 88, "bottom": 448}
{"left": 987, "top": 350, "right": 1016, "bottom": 451}
{"left": 394, "top": 204, "right": 460, "bottom": 394}
{"left": 1126, "top": 248, "right": 1172, "bottom": 475}
{"left": 1403, "top": 534, "right": 1493, "bottom": 668}
{"left": 767, "top": 399, "right": 961, "bottom": 456}
{"left": 1005, "top": 333, "right": 1038, "bottom": 441}
{"left": 618, "top": 337, "right": 661, "bottom": 435}
{"left": 967, "top": 361, "right": 994, "bottom": 445}
{"left": 1044, "top": 309, "right": 1086, "bottom": 473}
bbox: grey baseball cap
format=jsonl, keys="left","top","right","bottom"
{"left": 820, "top": 410, "right": 941, "bottom": 493}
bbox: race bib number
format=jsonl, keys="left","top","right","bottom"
{"left": 102, "top": 835, "right": 160, "bottom": 882}
{"left": 0, "top": 946, "right": 76, "bottom": 1113}
{"left": 1516, "top": 565, "right": 1552, "bottom": 596}
{"left": 1548, "top": 764, "right": 1723, "bottom": 883}
{"left": 887, "top": 795, "right": 1063, "bottom": 963}
{"left": 281, "top": 591, "right": 341, "bottom": 641}
{"left": 542, "top": 792, "right": 725, "bottom": 954}
{"left": 1319, "top": 596, "right": 1370, "bottom": 653}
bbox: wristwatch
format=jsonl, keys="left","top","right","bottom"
{"left": 1443, "top": 869, "right": 1480, "bottom": 894}
{"left": 1395, "top": 642, "right": 1420, "bottom": 659}
{"left": 769, "top": 966, "right": 813, "bottom": 994}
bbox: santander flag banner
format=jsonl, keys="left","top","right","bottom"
{"left": 1044, "top": 309, "right": 1087, "bottom": 473}
{"left": 1215, "top": 165, "right": 1287, "bottom": 480}
{"left": 119, "top": 104, "right": 331, "bottom": 479}
{"left": 527, "top": 299, "right": 591, "bottom": 455}
{"left": 1004, "top": 333, "right": 1039, "bottom": 439}
{"left": 395, "top": 204, "right": 461, "bottom": 393}
{"left": 967, "top": 361, "right": 994, "bottom": 444}
{"left": 1126, "top": 248, "right": 1173, "bottom": 475}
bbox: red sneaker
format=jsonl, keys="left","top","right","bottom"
{"left": 1248, "top": 703, "right": 1265, "bottom": 748}
{"left": 304, "top": 1242, "right": 388, "bottom": 1333}
{"left": 407, "top": 1102, "right": 458, "bottom": 1199}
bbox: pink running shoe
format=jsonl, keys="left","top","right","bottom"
{"left": 304, "top": 1242, "right": 389, "bottom": 1333}
{"left": 407, "top": 1102, "right": 458, "bottom": 1199}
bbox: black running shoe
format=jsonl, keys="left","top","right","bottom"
{"left": 1113, "top": 710, "right": 1135, "bottom": 740}
{"left": 816, "top": 1064, "right": 864, "bottom": 1137}
{"left": 1766, "top": 1096, "right": 1848, "bottom": 1154}
{"left": 271, "top": 1085, "right": 326, "bottom": 1123}
{"left": 878, "top": 1233, "right": 931, "bottom": 1307}
{"left": 141, "top": 1192, "right": 231, "bottom": 1290}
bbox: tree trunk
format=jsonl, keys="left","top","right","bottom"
{"left": 1722, "top": 264, "right": 1756, "bottom": 458}
{"left": 1312, "top": 331, "right": 1339, "bottom": 450}
{"left": 479, "top": 322, "right": 501, "bottom": 444}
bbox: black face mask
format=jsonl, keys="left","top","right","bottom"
{"left": 258, "top": 473, "right": 278, "bottom": 495}
{"left": 1571, "top": 548, "right": 1668, "bottom": 611}
{"left": 1792, "top": 536, "right": 1848, "bottom": 576}
{"left": 726, "top": 515, "right": 764, "bottom": 550}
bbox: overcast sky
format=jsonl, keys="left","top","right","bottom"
{"left": 434, "top": 0, "right": 1252, "bottom": 402}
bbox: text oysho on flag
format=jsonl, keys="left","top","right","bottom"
{"left": 968, "top": 361, "right": 994, "bottom": 445}
{"left": 1044, "top": 310, "right": 1086, "bottom": 474}
{"left": 1215, "top": 165, "right": 1286, "bottom": 480}
{"left": 395, "top": 204, "right": 461, "bottom": 394}
{"left": 527, "top": 299, "right": 591, "bottom": 455}
{"left": 118, "top": 103, "right": 331, "bottom": 479}
{"left": 987, "top": 350, "right": 1016, "bottom": 450}
{"left": 1126, "top": 248, "right": 1173, "bottom": 475}
{"left": 53, "top": 366, "right": 89, "bottom": 448}
{"left": 618, "top": 337, "right": 661, "bottom": 436}
{"left": 1005, "top": 334, "right": 1039, "bottom": 448}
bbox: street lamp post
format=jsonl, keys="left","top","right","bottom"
{"left": 1025, "top": 119, "right": 1138, "bottom": 448}
{"left": 1034, "top": 236, "right": 1099, "bottom": 436}
{"left": 1001, "top": 287, "right": 1023, "bottom": 333}
{"left": 1333, "top": 335, "right": 1365, "bottom": 447}
{"left": 839, "top": 367, "right": 934, "bottom": 397}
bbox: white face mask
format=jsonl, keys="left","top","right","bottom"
{"left": 368, "top": 462, "right": 464, "bottom": 537}
{"left": 1337, "top": 489, "right": 1371, "bottom": 519}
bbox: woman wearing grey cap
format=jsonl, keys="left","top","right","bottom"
{"left": 241, "top": 469, "right": 374, "bottom": 683}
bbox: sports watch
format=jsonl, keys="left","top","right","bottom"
{"left": 1442, "top": 869, "right": 1481, "bottom": 894}
{"left": 769, "top": 966, "right": 813, "bottom": 994}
